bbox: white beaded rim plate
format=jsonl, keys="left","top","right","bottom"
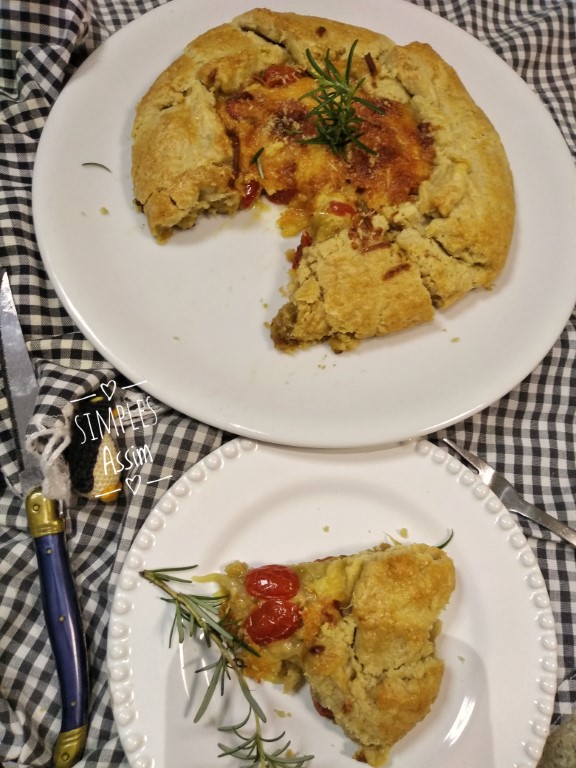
{"left": 107, "top": 439, "right": 557, "bottom": 768}
{"left": 32, "top": 0, "right": 576, "bottom": 448}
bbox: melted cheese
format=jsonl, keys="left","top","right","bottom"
{"left": 217, "top": 64, "right": 435, "bottom": 237}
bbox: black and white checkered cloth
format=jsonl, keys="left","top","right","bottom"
{"left": 1, "top": 1, "right": 575, "bottom": 766}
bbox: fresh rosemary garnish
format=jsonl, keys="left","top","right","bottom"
{"left": 250, "top": 147, "right": 265, "bottom": 179}
{"left": 81, "top": 162, "right": 112, "bottom": 172}
{"left": 300, "top": 41, "right": 383, "bottom": 156}
{"left": 436, "top": 529, "right": 454, "bottom": 549}
{"left": 141, "top": 566, "right": 314, "bottom": 768}
{"left": 219, "top": 708, "right": 311, "bottom": 767}
{"left": 385, "top": 529, "right": 454, "bottom": 549}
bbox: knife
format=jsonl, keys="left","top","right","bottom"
{"left": 0, "top": 270, "right": 89, "bottom": 767}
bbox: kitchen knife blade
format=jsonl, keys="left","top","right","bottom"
{"left": 0, "top": 270, "right": 89, "bottom": 768}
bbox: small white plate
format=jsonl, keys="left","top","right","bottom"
{"left": 33, "top": 0, "right": 576, "bottom": 447}
{"left": 107, "top": 439, "right": 556, "bottom": 768}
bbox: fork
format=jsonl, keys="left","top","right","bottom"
{"left": 443, "top": 438, "right": 576, "bottom": 548}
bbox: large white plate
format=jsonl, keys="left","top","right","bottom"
{"left": 107, "top": 439, "right": 556, "bottom": 768}
{"left": 33, "top": 0, "right": 576, "bottom": 448}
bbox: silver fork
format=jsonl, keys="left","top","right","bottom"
{"left": 443, "top": 438, "right": 576, "bottom": 548}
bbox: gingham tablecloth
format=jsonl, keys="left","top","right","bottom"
{"left": 1, "top": 1, "right": 575, "bottom": 766}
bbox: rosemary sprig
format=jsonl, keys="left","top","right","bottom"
{"left": 437, "top": 529, "right": 454, "bottom": 549}
{"left": 300, "top": 41, "right": 383, "bottom": 156}
{"left": 81, "top": 162, "right": 112, "bottom": 172}
{"left": 219, "top": 707, "right": 313, "bottom": 767}
{"left": 250, "top": 147, "right": 265, "bottom": 179}
{"left": 140, "top": 566, "right": 314, "bottom": 768}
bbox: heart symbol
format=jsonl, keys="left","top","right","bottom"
{"left": 126, "top": 475, "right": 142, "bottom": 496}
{"left": 101, "top": 379, "right": 117, "bottom": 401}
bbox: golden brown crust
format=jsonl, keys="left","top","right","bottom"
{"left": 132, "top": 9, "right": 515, "bottom": 347}
{"left": 132, "top": 21, "right": 289, "bottom": 240}
{"left": 271, "top": 233, "right": 435, "bottom": 353}
{"left": 385, "top": 42, "right": 514, "bottom": 290}
{"left": 221, "top": 543, "right": 455, "bottom": 767}
{"left": 303, "top": 545, "right": 454, "bottom": 765}
{"left": 233, "top": 7, "right": 395, "bottom": 66}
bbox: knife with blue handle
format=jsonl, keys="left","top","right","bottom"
{"left": 0, "top": 270, "right": 89, "bottom": 767}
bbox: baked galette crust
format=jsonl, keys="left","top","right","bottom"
{"left": 132, "top": 8, "right": 515, "bottom": 352}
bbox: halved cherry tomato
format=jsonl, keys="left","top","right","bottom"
{"left": 241, "top": 180, "right": 261, "bottom": 208}
{"left": 327, "top": 200, "right": 357, "bottom": 216}
{"left": 256, "top": 64, "right": 302, "bottom": 88}
{"left": 245, "top": 564, "right": 300, "bottom": 599}
{"left": 244, "top": 599, "right": 302, "bottom": 645}
{"left": 312, "top": 697, "right": 335, "bottom": 720}
{"left": 267, "top": 188, "right": 297, "bottom": 205}
{"left": 225, "top": 91, "right": 254, "bottom": 120}
{"left": 292, "top": 231, "right": 312, "bottom": 269}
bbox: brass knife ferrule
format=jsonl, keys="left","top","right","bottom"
{"left": 53, "top": 725, "right": 88, "bottom": 768}
{"left": 26, "top": 488, "right": 65, "bottom": 538}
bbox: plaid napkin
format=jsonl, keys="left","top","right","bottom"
{"left": 1, "top": 1, "right": 575, "bottom": 766}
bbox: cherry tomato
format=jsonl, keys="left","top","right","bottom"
{"left": 256, "top": 64, "right": 302, "bottom": 88}
{"left": 312, "top": 697, "right": 335, "bottom": 720}
{"left": 267, "top": 188, "right": 297, "bottom": 205}
{"left": 327, "top": 200, "right": 356, "bottom": 216}
{"left": 244, "top": 599, "right": 302, "bottom": 645}
{"left": 292, "top": 231, "right": 312, "bottom": 269}
{"left": 241, "top": 180, "right": 261, "bottom": 208}
{"left": 245, "top": 564, "right": 300, "bottom": 599}
{"left": 225, "top": 91, "right": 254, "bottom": 120}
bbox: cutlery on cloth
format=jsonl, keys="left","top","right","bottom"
{"left": 0, "top": 271, "right": 89, "bottom": 767}
{"left": 443, "top": 437, "right": 576, "bottom": 548}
